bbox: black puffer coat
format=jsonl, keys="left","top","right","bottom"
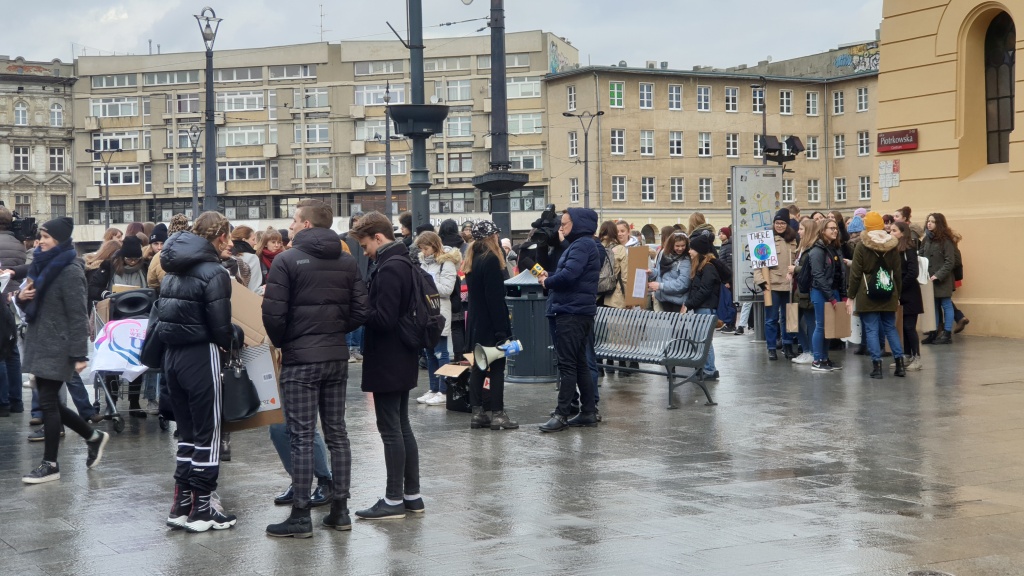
{"left": 898, "top": 247, "right": 923, "bottom": 315}
{"left": 155, "top": 232, "right": 233, "bottom": 350}
{"left": 685, "top": 259, "right": 721, "bottom": 311}
{"left": 465, "top": 249, "right": 511, "bottom": 348}
{"left": 263, "top": 227, "right": 369, "bottom": 365}
{"left": 361, "top": 241, "right": 419, "bottom": 395}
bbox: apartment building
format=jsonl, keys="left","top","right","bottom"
{"left": 0, "top": 56, "right": 76, "bottom": 223}
{"left": 544, "top": 42, "right": 880, "bottom": 237}
{"left": 71, "top": 32, "right": 577, "bottom": 238}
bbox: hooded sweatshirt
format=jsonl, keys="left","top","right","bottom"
{"left": 544, "top": 207, "right": 601, "bottom": 317}
{"left": 847, "top": 229, "right": 902, "bottom": 313}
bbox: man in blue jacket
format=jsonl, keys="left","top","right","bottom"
{"left": 538, "top": 208, "right": 601, "bottom": 432}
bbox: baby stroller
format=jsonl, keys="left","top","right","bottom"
{"left": 91, "top": 289, "right": 168, "bottom": 433}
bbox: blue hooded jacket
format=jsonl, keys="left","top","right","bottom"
{"left": 544, "top": 208, "right": 602, "bottom": 317}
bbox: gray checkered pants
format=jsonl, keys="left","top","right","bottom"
{"left": 280, "top": 360, "right": 351, "bottom": 508}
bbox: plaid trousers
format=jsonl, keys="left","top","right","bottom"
{"left": 280, "top": 360, "right": 351, "bottom": 508}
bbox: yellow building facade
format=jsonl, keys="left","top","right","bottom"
{"left": 878, "top": 1, "right": 1021, "bottom": 336}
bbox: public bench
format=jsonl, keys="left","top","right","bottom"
{"left": 593, "top": 307, "right": 718, "bottom": 409}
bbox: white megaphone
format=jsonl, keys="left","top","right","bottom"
{"left": 474, "top": 340, "right": 524, "bottom": 370}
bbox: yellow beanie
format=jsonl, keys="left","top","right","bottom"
{"left": 863, "top": 211, "right": 884, "bottom": 232}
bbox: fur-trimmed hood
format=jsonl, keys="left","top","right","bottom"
{"left": 421, "top": 245, "right": 462, "bottom": 267}
{"left": 861, "top": 229, "right": 898, "bottom": 252}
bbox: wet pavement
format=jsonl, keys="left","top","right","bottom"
{"left": 1, "top": 332, "right": 1022, "bottom": 576}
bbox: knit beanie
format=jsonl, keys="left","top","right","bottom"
{"left": 847, "top": 216, "right": 865, "bottom": 234}
{"left": 774, "top": 208, "right": 791, "bottom": 223}
{"left": 41, "top": 217, "right": 74, "bottom": 244}
{"left": 169, "top": 214, "right": 190, "bottom": 234}
{"left": 119, "top": 235, "right": 143, "bottom": 259}
{"left": 863, "top": 211, "right": 884, "bottom": 232}
{"left": 150, "top": 223, "right": 168, "bottom": 244}
{"left": 719, "top": 226, "right": 731, "bottom": 240}
{"left": 854, "top": 207, "right": 868, "bottom": 218}
{"left": 472, "top": 220, "right": 500, "bottom": 240}
{"left": 690, "top": 233, "right": 712, "bottom": 256}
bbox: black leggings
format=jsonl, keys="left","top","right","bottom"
{"left": 903, "top": 313, "right": 920, "bottom": 357}
{"left": 37, "top": 377, "right": 95, "bottom": 463}
{"left": 469, "top": 357, "right": 505, "bottom": 411}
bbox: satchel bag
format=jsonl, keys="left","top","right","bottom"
{"left": 917, "top": 255, "right": 930, "bottom": 285}
{"left": 221, "top": 347, "right": 260, "bottom": 422}
{"left": 139, "top": 301, "right": 165, "bottom": 370}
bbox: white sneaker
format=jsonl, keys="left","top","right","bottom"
{"left": 907, "top": 356, "right": 923, "bottom": 371}
{"left": 146, "top": 400, "right": 161, "bottom": 415}
{"left": 425, "top": 392, "right": 446, "bottom": 406}
{"left": 416, "top": 391, "right": 434, "bottom": 404}
{"left": 792, "top": 352, "right": 813, "bottom": 365}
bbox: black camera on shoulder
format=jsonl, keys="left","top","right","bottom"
{"left": 0, "top": 201, "right": 38, "bottom": 243}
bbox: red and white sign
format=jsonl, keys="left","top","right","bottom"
{"left": 877, "top": 129, "right": 918, "bottom": 153}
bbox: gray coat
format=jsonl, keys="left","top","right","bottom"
{"left": 22, "top": 260, "right": 90, "bottom": 382}
{"left": 919, "top": 235, "right": 956, "bottom": 299}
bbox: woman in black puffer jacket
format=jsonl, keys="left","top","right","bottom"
{"left": 154, "top": 211, "right": 237, "bottom": 533}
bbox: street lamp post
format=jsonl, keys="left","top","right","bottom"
{"left": 195, "top": 6, "right": 222, "bottom": 212}
{"left": 562, "top": 110, "right": 604, "bottom": 209}
{"left": 384, "top": 82, "right": 393, "bottom": 221}
{"left": 84, "top": 144, "right": 123, "bottom": 228}
{"left": 187, "top": 125, "right": 203, "bottom": 218}
{"left": 752, "top": 77, "right": 767, "bottom": 166}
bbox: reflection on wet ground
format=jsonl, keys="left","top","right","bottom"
{"left": 2, "top": 334, "right": 1022, "bottom": 575}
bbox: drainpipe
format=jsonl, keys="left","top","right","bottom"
{"left": 594, "top": 70, "right": 603, "bottom": 219}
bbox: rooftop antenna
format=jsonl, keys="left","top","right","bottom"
{"left": 149, "top": 39, "right": 152, "bottom": 55}
{"left": 318, "top": 4, "right": 331, "bottom": 42}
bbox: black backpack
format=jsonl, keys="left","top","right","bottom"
{"left": 0, "top": 298, "right": 18, "bottom": 359}
{"left": 864, "top": 250, "right": 895, "bottom": 301}
{"left": 397, "top": 259, "right": 445, "bottom": 351}
{"left": 797, "top": 249, "right": 815, "bottom": 294}
{"left": 596, "top": 245, "right": 619, "bottom": 296}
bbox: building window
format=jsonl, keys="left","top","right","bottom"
{"left": 217, "top": 90, "right": 264, "bottom": 111}
{"left": 609, "top": 81, "right": 624, "bottom": 108}
{"left": 641, "top": 177, "right": 656, "bottom": 202}
{"left": 49, "top": 103, "right": 63, "bottom": 127}
{"left": 772, "top": 88, "right": 792, "bottom": 118}
{"left": 91, "top": 74, "right": 136, "bottom": 88}
{"left": 753, "top": 134, "right": 763, "bottom": 158}
{"left": 436, "top": 152, "right": 473, "bottom": 173}
{"left": 90, "top": 97, "right": 139, "bottom": 118}
{"left": 567, "top": 85, "right": 576, "bottom": 111}
{"left": 269, "top": 160, "right": 279, "bottom": 189}
{"left": 13, "top": 147, "right": 29, "bottom": 171}
{"left": 670, "top": 177, "right": 684, "bottom": 202}
{"left": 782, "top": 179, "right": 794, "bottom": 203}
{"left": 144, "top": 165, "right": 152, "bottom": 194}
{"left": 610, "top": 129, "right": 625, "bottom": 155}
{"left": 294, "top": 158, "right": 331, "bottom": 178}
{"left": 220, "top": 125, "right": 266, "bottom": 147}
{"left": 570, "top": 178, "right": 579, "bottom": 203}
{"left": 697, "top": 85, "right": 711, "bottom": 111}
{"left": 698, "top": 132, "right": 711, "bottom": 157}
{"left": 568, "top": 131, "right": 578, "bottom": 157}
{"left": 639, "top": 82, "right": 653, "bottom": 109}
{"left": 699, "top": 178, "right": 712, "bottom": 202}
{"left": 807, "top": 179, "right": 820, "bottom": 203}
{"left": 834, "top": 134, "right": 845, "bottom": 158}
{"left": 214, "top": 67, "right": 262, "bottom": 82}
{"left": 506, "top": 76, "right": 541, "bottom": 99}
{"left": 357, "top": 155, "right": 407, "bottom": 176}
{"left": 857, "top": 87, "right": 869, "bottom": 112}
{"left": 354, "top": 84, "right": 406, "bottom": 106}
{"left": 217, "top": 160, "right": 267, "bottom": 181}
{"left": 15, "top": 195, "right": 31, "bottom": 215}
{"left": 355, "top": 119, "right": 390, "bottom": 141}
{"left": 726, "top": 133, "right": 738, "bottom": 157}
{"left": 166, "top": 94, "right": 200, "bottom": 114}
{"left": 832, "top": 90, "right": 845, "bottom": 115}
{"left": 48, "top": 147, "right": 65, "bottom": 172}
{"left": 508, "top": 113, "right": 543, "bottom": 134}
{"left": 669, "top": 131, "right": 683, "bottom": 156}
{"left": 269, "top": 64, "right": 316, "bottom": 80}
{"left": 268, "top": 90, "right": 277, "bottom": 119}
{"left": 445, "top": 115, "right": 472, "bottom": 137}
{"left": 752, "top": 87, "right": 764, "bottom": 113}
{"left": 986, "top": 12, "right": 1016, "bottom": 164}
{"left": 432, "top": 80, "right": 470, "bottom": 102}
{"left": 640, "top": 130, "right": 654, "bottom": 156}
{"left": 14, "top": 102, "right": 28, "bottom": 126}
{"left": 858, "top": 131, "right": 870, "bottom": 156}
{"left": 353, "top": 60, "right": 404, "bottom": 76}
{"left": 424, "top": 56, "right": 470, "bottom": 72}
{"left": 668, "top": 84, "right": 682, "bottom": 110}
{"left": 806, "top": 91, "right": 819, "bottom": 116}
{"left": 477, "top": 53, "right": 530, "bottom": 70}
{"left": 294, "top": 123, "right": 329, "bottom": 143}
{"left": 168, "top": 164, "right": 202, "bottom": 184}
{"left": 726, "top": 177, "right": 732, "bottom": 201}
{"left": 144, "top": 70, "right": 199, "bottom": 85}
{"left": 611, "top": 175, "right": 626, "bottom": 201}
{"left": 859, "top": 176, "right": 871, "bottom": 201}
{"left": 509, "top": 149, "right": 543, "bottom": 170}
{"left": 725, "top": 86, "right": 738, "bottom": 112}
{"left": 296, "top": 87, "right": 329, "bottom": 108}
{"left": 834, "top": 177, "right": 847, "bottom": 202}
{"left": 50, "top": 195, "right": 67, "bottom": 218}
{"left": 806, "top": 136, "right": 819, "bottom": 159}
{"left": 93, "top": 166, "right": 141, "bottom": 185}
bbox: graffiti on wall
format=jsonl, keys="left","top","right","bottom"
{"left": 833, "top": 42, "right": 879, "bottom": 73}
{"left": 549, "top": 41, "right": 574, "bottom": 74}
{"left": 4, "top": 64, "right": 51, "bottom": 76}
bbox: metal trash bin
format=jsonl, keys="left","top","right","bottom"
{"left": 504, "top": 270, "right": 557, "bottom": 383}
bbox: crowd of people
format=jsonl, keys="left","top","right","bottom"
{"left": 0, "top": 199, "right": 969, "bottom": 538}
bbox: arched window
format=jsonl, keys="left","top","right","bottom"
{"left": 985, "top": 12, "right": 1015, "bottom": 164}
{"left": 50, "top": 103, "right": 63, "bottom": 127}
{"left": 14, "top": 102, "right": 27, "bottom": 126}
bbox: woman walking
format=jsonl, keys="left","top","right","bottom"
{"left": 807, "top": 218, "right": 847, "bottom": 372}
{"left": 464, "top": 221, "right": 517, "bottom": 430}
{"left": 846, "top": 212, "right": 905, "bottom": 379}
{"left": 414, "top": 231, "right": 460, "bottom": 406}
{"left": 755, "top": 209, "right": 798, "bottom": 360}
{"left": 19, "top": 218, "right": 110, "bottom": 484}
{"left": 892, "top": 222, "right": 923, "bottom": 370}
{"left": 919, "top": 213, "right": 957, "bottom": 345}
{"left": 648, "top": 231, "right": 690, "bottom": 313}
{"left": 682, "top": 234, "right": 720, "bottom": 380}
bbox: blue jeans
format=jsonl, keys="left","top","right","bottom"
{"left": 796, "top": 307, "right": 814, "bottom": 353}
{"left": 717, "top": 285, "right": 737, "bottom": 324}
{"left": 764, "top": 291, "right": 792, "bottom": 349}
{"left": 810, "top": 288, "right": 839, "bottom": 362}
{"left": 31, "top": 371, "right": 96, "bottom": 420}
{"left": 346, "top": 326, "right": 364, "bottom": 354}
{"left": 269, "top": 422, "right": 332, "bottom": 481}
{"left": 424, "top": 336, "right": 450, "bottom": 393}
{"left": 935, "top": 297, "right": 954, "bottom": 332}
{"left": 695, "top": 308, "right": 717, "bottom": 373}
{"left": 0, "top": 346, "right": 22, "bottom": 410}
{"left": 861, "top": 311, "right": 904, "bottom": 362}
{"left": 142, "top": 371, "right": 159, "bottom": 402}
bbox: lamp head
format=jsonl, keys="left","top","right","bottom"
{"left": 562, "top": 112, "right": 573, "bottom": 117}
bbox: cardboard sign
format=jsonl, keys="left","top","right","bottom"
{"left": 435, "top": 362, "right": 471, "bottom": 378}
{"left": 746, "top": 230, "right": 778, "bottom": 269}
{"left": 112, "top": 284, "right": 141, "bottom": 294}
{"left": 230, "top": 283, "right": 267, "bottom": 347}
{"left": 623, "top": 246, "right": 650, "bottom": 308}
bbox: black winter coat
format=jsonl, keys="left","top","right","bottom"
{"left": 685, "top": 259, "right": 721, "bottom": 311}
{"left": 262, "top": 227, "right": 370, "bottom": 366}
{"left": 807, "top": 241, "right": 847, "bottom": 299}
{"left": 899, "top": 247, "right": 923, "bottom": 315}
{"left": 465, "top": 250, "right": 511, "bottom": 348}
{"left": 87, "top": 260, "right": 112, "bottom": 306}
{"left": 155, "top": 232, "right": 234, "bottom": 350}
{"left": 0, "top": 231, "right": 26, "bottom": 295}
{"left": 361, "top": 241, "right": 419, "bottom": 394}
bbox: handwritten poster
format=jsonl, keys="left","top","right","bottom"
{"left": 746, "top": 230, "right": 777, "bottom": 269}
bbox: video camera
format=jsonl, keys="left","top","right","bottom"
{"left": 0, "top": 201, "right": 38, "bottom": 242}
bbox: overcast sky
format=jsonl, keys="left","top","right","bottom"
{"left": 7, "top": 1, "right": 883, "bottom": 69}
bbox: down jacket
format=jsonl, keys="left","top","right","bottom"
{"left": 155, "top": 231, "right": 233, "bottom": 350}
{"left": 419, "top": 246, "right": 461, "bottom": 337}
{"left": 544, "top": 207, "right": 601, "bottom": 317}
{"left": 847, "top": 230, "right": 902, "bottom": 313}
{"left": 685, "top": 258, "right": 721, "bottom": 311}
{"left": 262, "top": 226, "right": 370, "bottom": 366}
{"left": 649, "top": 251, "right": 691, "bottom": 306}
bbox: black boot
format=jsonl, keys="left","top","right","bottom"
{"left": 322, "top": 498, "right": 351, "bottom": 531}
{"left": 310, "top": 478, "right": 333, "bottom": 507}
{"left": 894, "top": 356, "right": 907, "bottom": 377}
{"left": 934, "top": 331, "right": 952, "bottom": 345}
{"left": 489, "top": 410, "right": 519, "bottom": 430}
{"left": 539, "top": 413, "right": 568, "bottom": 433}
{"left": 767, "top": 349, "right": 778, "bottom": 361}
{"left": 266, "top": 506, "right": 312, "bottom": 538}
{"left": 870, "top": 360, "right": 883, "bottom": 380}
{"left": 782, "top": 344, "right": 796, "bottom": 360}
{"left": 854, "top": 344, "right": 868, "bottom": 356}
{"left": 470, "top": 406, "right": 491, "bottom": 429}
{"left": 220, "top": 432, "right": 231, "bottom": 462}
{"left": 922, "top": 331, "right": 937, "bottom": 345}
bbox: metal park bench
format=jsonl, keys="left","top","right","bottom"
{"left": 593, "top": 307, "right": 718, "bottom": 409}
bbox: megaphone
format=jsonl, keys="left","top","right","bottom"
{"left": 474, "top": 340, "right": 524, "bottom": 371}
